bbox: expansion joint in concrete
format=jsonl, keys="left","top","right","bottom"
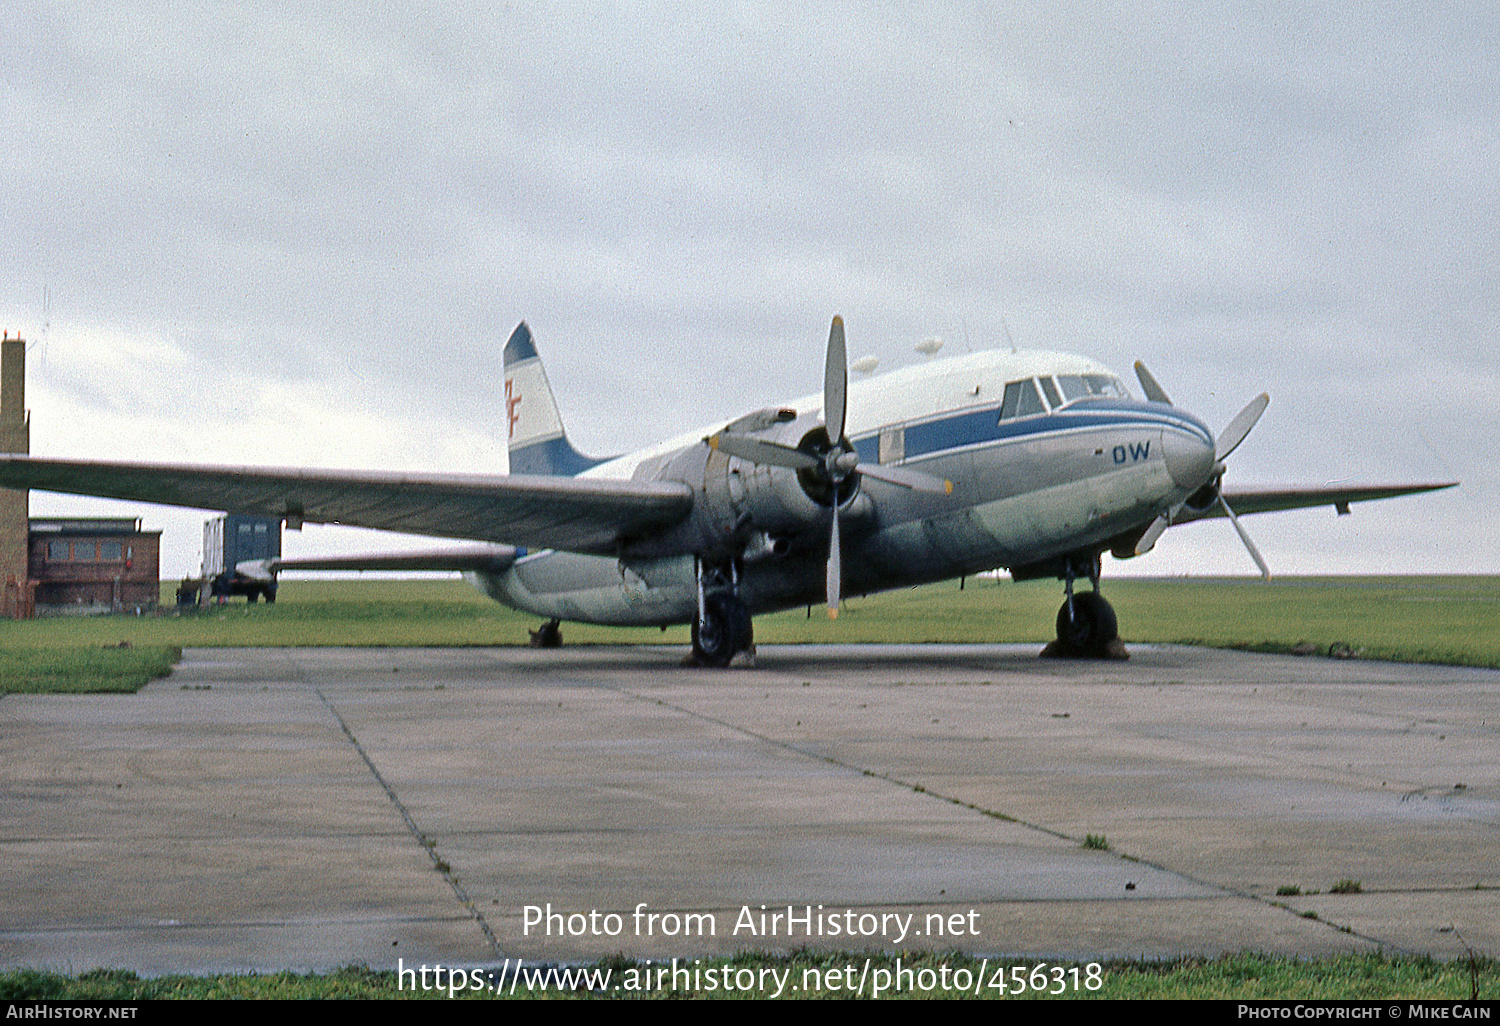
{"left": 312, "top": 685, "right": 502, "bottom": 959}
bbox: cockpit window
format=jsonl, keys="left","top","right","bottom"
{"left": 1000, "top": 379, "right": 1046, "bottom": 420}
{"left": 1084, "top": 374, "right": 1128, "bottom": 397}
{"left": 1056, "top": 375, "right": 1090, "bottom": 402}
{"left": 1055, "top": 374, "right": 1129, "bottom": 404}
{"left": 1038, "top": 376, "right": 1062, "bottom": 409}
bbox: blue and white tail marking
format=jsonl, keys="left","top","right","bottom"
{"left": 503, "top": 322, "right": 609, "bottom": 477}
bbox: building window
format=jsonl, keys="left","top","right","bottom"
{"left": 100, "top": 541, "right": 123, "bottom": 561}
{"left": 48, "top": 540, "right": 69, "bottom": 561}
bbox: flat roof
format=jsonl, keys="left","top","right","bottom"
{"left": 29, "top": 517, "right": 149, "bottom": 535}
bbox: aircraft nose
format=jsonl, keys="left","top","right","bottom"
{"left": 1162, "top": 421, "right": 1215, "bottom": 490}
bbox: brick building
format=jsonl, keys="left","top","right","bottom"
{"left": 29, "top": 517, "right": 161, "bottom": 615}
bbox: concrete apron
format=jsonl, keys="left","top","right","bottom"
{"left": 1, "top": 644, "right": 1495, "bottom": 974}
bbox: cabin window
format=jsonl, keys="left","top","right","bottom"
{"left": 878, "top": 425, "right": 905, "bottom": 464}
{"left": 1000, "top": 379, "right": 1046, "bottom": 420}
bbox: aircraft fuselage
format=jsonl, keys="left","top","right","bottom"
{"left": 472, "top": 348, "right": 1216, "bottom": 626}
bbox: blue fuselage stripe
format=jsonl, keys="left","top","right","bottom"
{"left": 851, "top": 400, "right": 1211, "bottom": 464}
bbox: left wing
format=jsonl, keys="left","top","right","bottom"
{"left": 0, "top": 455, "right": 694, "bottom": 556}
{"left": 1176, "top": 481, "right": 1458, "bottom": 522}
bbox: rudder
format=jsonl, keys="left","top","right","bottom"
{"left": 503, "top": 322, "right": 608, "bottom": 476}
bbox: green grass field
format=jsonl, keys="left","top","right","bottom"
{"left": 3, "top": 952, "right": 1494, "bottom": 1000}
{"left": 1, "top": 575, "right": 1497, "bottom": 694}
{"left": 0, "top": 644, "right": 180, "bottom": 694}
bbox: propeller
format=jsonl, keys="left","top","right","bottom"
{"left": 1215, "top": 392, "right": 1269, "bottom": 463}
{"left": 1217, "top": 490, "right": 1270, "bottom": 578}
{"left": 1133, "top": 361, "right": 1173, "bottom": 405}
{"left": 707, "top": 316, "right": 953, "bottom": 616}
{"left": 1131, "top": 363, "right": 1271, "bottom": 579}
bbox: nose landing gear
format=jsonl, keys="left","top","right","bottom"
{"left": 1044, "top": 553, "right": 1127, "bottom": 660}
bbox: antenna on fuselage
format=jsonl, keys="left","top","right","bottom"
{"left": 1002, "top": 317, "right": 1017, "bottom": 354}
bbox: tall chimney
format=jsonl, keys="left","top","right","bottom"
{"left": 0, "top": 335, "right": 30, "bottom": 615}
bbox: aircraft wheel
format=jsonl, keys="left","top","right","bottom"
{"left": 693, "top": 594, "right": 752, "bottom": 667}
{"left": 1055, "top": 591, "right": 1118, "bottom": 656}
{"left": 529, "top": 619, "right": 563, "bottom": 648}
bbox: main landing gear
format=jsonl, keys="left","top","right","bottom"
{"left": 1044, "top": 554, "right": 1127, "bottom": 660}
{"left": 691, "top": 561, "right": 754, "bottom": 667}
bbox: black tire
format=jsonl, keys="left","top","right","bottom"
{"left": 692, "top": 594, "right": 753, "bottom": 667}
{"left": 530, "top": 620, "right": 563, "bottom": 648}
{"left": 1055, "top": 591, "right": 1118, "bottom": 656}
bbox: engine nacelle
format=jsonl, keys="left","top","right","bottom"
{"left": 1183, "top": 474, "right": 1222, "bottom": 514}
{"left": 622, "top": 407, "right": 868, "bottom": 561}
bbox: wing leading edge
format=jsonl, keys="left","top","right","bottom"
{"left": 1177, "top": 481, "right": 1458, "bottom": 523}
{"left": 0, "top": 455, "right": 694, "bottom": 556}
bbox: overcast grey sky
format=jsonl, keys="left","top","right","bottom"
{"left": 1, "top": 1, "right": 1492, "bottom": 580}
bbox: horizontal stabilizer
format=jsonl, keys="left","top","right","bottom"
{"left": 239, "top": 544, "right": 519, "bottom": 578}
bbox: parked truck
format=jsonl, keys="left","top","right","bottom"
{"left": 203, "top": 515, "right": 281, "bottom": 603}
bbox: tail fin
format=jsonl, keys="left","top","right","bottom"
{"left": 503, "top": 322, "right": 609, "bottom": 476}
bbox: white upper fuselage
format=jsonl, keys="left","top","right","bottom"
{"left": 581, "top": 349, "right": 1135, "bottom": 482}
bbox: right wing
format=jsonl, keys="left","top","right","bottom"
{"left": 0, "top": 455, "right": 694, "bottom": 556}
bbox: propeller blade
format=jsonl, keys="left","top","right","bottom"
{"left": 856, "top": 461, "right": 954, "bottom": 494}
{"left": 1216, "top": 393, "right": 1269, "bottom": 463}
{"left": 1218, "top": 494, "right": 1270, "bottom": 579}
{"left": 826, "top": 508, "right": 842, "bottom": 618}
{"left": 1134, "top": 513, "right": 1170, "bottom": 555}
{"left": 1133, "top": 361, "right": 1173, "bottom": 405}
{"left": 708, "top": 432, "right": 819, "bottom": 470}
{"left": 824, "top": 316, "right": 847, "bottom": 445}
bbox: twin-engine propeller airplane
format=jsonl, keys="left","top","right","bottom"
{"left": 0, "top": 318, "right": 1454, "bottom": 664}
